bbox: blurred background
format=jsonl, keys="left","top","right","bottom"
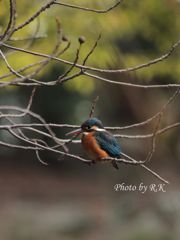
{"left": 0, "top": 0, "right": 180, "bottom": 239}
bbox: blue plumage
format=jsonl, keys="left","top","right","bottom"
{"left": 94, "top": 131, "right": 121, "bottom": 158}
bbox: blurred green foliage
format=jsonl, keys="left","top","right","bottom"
{"left": 0, "top": 0, "right": 179, "bottom": 95}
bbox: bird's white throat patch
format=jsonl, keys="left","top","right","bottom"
{"left": 83, "top": 132, "right": 90, "bottom": 135}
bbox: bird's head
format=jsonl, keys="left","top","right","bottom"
{"left": 66, "top": 118, "right": 105, "bottom": 137}
{"left": 81, "top": 118, "right": 104, "bottom": 132}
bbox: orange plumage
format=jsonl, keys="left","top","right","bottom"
{"left": 82, "top": 132, "right": 109, "bottom": 161}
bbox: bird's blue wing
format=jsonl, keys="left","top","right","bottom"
{"left": 94, "top": 131, "right": 121, "bottom": 158}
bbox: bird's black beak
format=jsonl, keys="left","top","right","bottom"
{"left": 65, "top": 128, "right": 82, "bottom": 137}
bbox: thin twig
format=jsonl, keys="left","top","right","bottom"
{"left": 58, "top": 43, "right": 82, "bottom": 83}
{"left": 143, "top": 113, "right": 162, "bottom": 164}
{"left": 11, "top": 0, "right": 56, "bottom": 34}
{"left": 54, "top": 0, "right": 123, "bottom": 13}
{"left": 89, "top": 96, "right": 99, "bottom": 118}
{"left": 82, "top": 34, "right": 101, "bottom": 66}
{"left": 9, "top": 35, "right": 47, "bottom": 41}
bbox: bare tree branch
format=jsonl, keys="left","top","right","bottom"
{"left": 2, "top": 39, "right": 179, "bottom": 77}
{"left": 84, "top": 72, "right": 180, "bottom": 89}
{"left": 0, "top": 0, "right": 16, "bottom": 41}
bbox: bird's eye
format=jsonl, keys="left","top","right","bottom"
{"left": 86, "top": 125, "right": 91, "bottom": 130}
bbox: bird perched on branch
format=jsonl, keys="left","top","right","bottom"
{"left": 66, "top": 118, "right": 121, "bottom": 169}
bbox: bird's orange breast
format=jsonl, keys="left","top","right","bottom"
{"left": 82, "top": 133, "right": 109, "bottom": 160}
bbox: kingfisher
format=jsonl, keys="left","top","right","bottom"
{"left": 66, "top": 118, "right": 121, "bottom": 169}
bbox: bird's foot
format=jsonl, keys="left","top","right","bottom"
{"left": 101, "top": 158, "right": 119, "bottom": 169}
{"left": 111, "top": 160, "right": 119, "bottom": 170}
